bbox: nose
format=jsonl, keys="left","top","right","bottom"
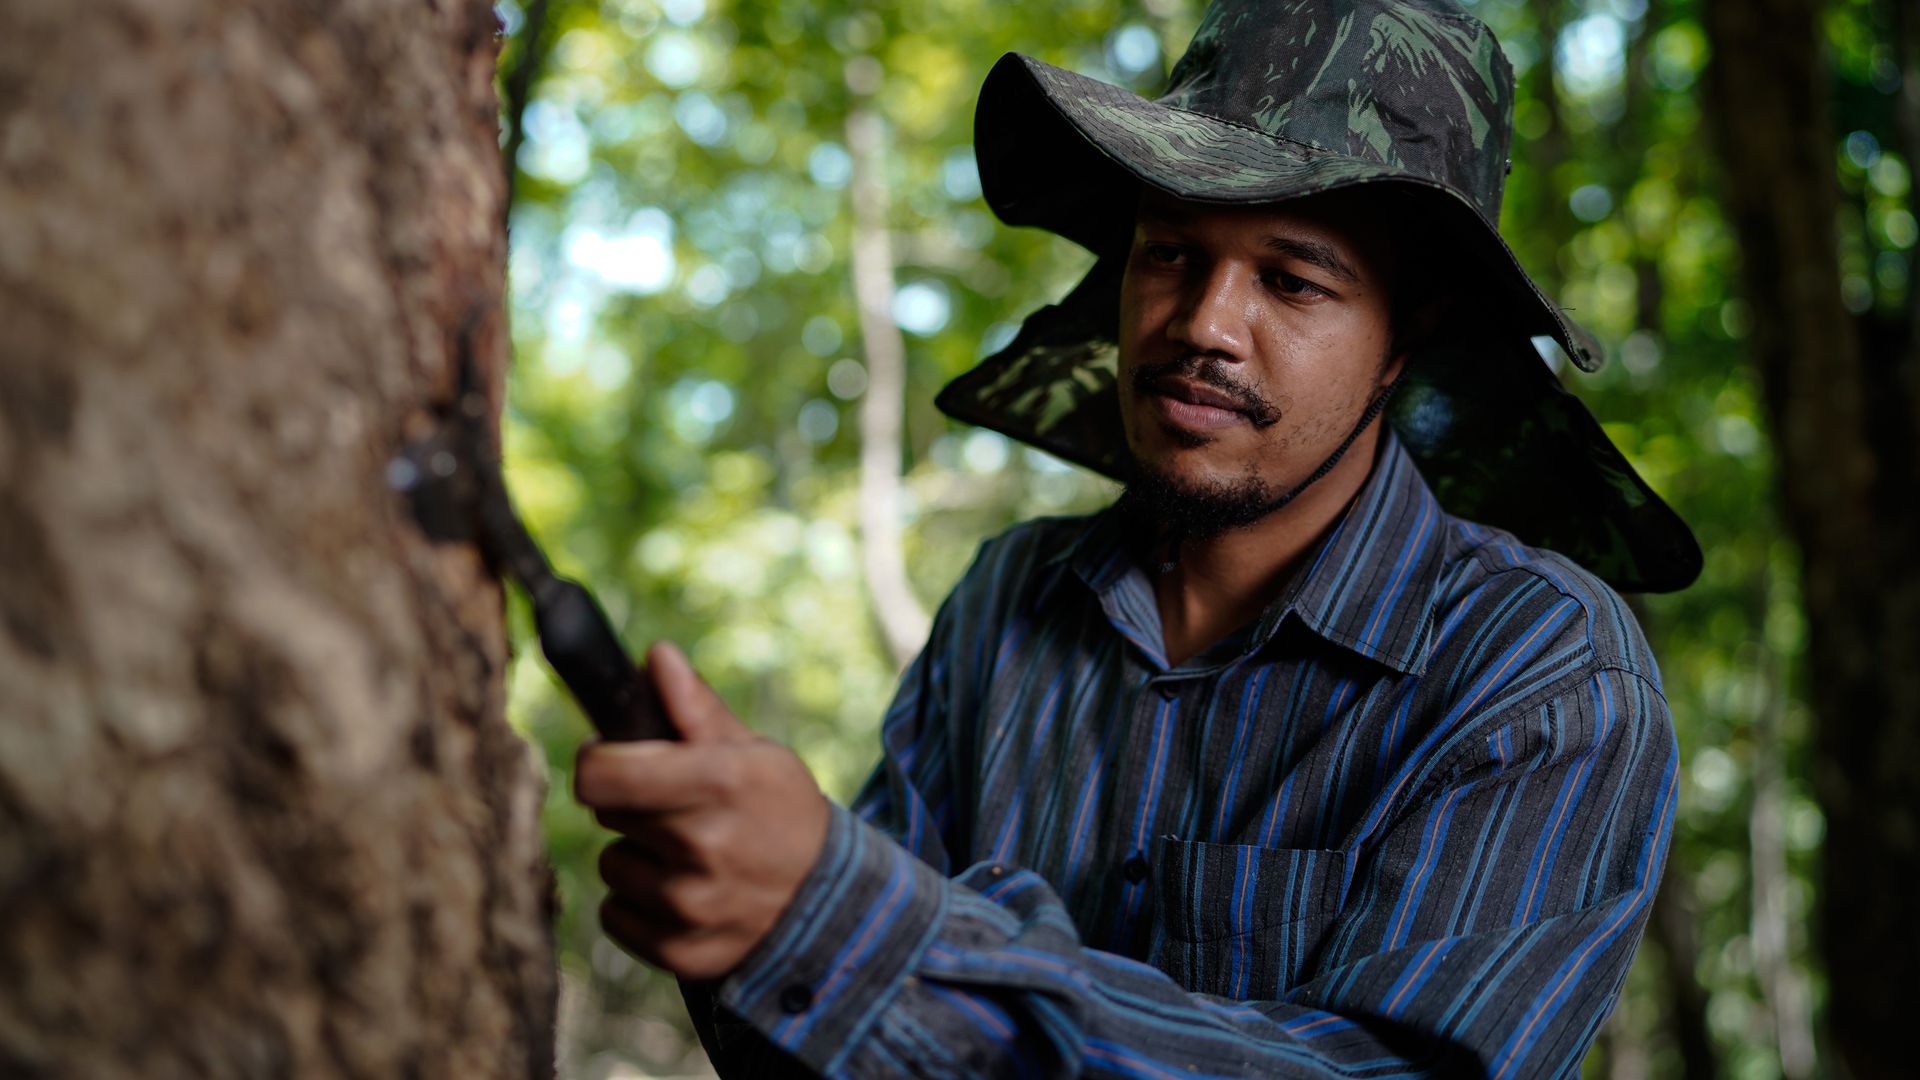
{"left": 1164, "top": 260, "right": 1251, "bottom": 361}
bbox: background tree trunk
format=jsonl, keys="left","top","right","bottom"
{"left": 1701, "top": 1, "right": 1920, "bottom": 1077}
{"left": 1748, "top": 644, "right": 1815, "bottom": 1080}
{"left": 1648, "top": 867, "right": 1719, "bottom": 1080}
{"left": 0, "top": 2, "right": 556, "bottom": 1076}
{"left": 847, "top": 94, "right": 932, "bottom": 668}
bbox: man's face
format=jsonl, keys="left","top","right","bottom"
{"left": 1115, "top": 188, "right": 1406, "bottom": 535}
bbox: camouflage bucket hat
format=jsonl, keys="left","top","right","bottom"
{"left": 936, "top": 0, "right": 1701, "bottom": 592}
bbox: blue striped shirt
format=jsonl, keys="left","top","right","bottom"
{"left": 690, "top": 430, "right": 1678, "bottom": 1078}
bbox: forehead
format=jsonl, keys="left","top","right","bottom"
{"left": 1121, "top": 188, "right": 1397, "bottom": 286}
{"left": 1133, "top": 187, "right": 1396, "bottom": 270}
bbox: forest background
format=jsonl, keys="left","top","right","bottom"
{"left": 488, "top": 0, "right": 1908, "bottom": 1076}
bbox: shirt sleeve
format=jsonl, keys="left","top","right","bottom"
{"left": 708, "top": 648, "right": 1678, "bottom": 1079}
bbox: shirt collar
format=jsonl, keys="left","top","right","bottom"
{"left": 1029, "top": 430, "right": 1448, "bottom": 676}
{"left": 1264, "top": 429, "right": 1448, "bottom": 675}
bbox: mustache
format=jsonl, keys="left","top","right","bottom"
{"left": 1130, "top": 355, "right": 1282, "bottom": 427}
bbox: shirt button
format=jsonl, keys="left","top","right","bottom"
{"left": 1156, "top": 681, "right": 1179, "bottom": 699}
{"left": 1122, "top": 854, "right": 1149, "bottom": 883}
{"left": 779, "top": 985, "right": 813, "bottom": 1014}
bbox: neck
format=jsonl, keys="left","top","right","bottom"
{"left": 1149, "top": 424, "right": 1385, "bottom": 667}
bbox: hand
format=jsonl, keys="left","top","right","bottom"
{"left": 574, "top": 640, "right": 831, "bottom": 980}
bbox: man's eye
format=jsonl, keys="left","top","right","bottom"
{"left": 1142, "top": 243, "right": 1185, "bottom": 266}
{"left": 1266, "top": 270, "right": 1327, "bottom": 298}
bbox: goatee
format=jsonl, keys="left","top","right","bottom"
{"left": 1113, "top": 456, "right": 1283, "bottom": 555}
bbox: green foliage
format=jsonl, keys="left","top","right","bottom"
{"left": 494, "top": 0, "right": 1908, "bottom": 1074}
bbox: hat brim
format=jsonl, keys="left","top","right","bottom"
{"left": 933, "top": 256, "right": 1702, "bottom": 592}
{"left": 974, "top": 52, "right": 1603, "bottom": 372}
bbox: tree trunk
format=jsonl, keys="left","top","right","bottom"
{"left": 0, "top": 2, "right": 556, "bottom": 1076}
{"left": 846, "top": 96, "right": 931, "bottom": 668}
{"left": 1649, "top": 865, "right": 1720, "bottom": 1080}
{"left": 1749, "top": 646, "right": 1816, "bottom": 1079}
{"left": 1522, "top": 0, "right": 1573, "bottom": 297}
{"left": 1702, "top": 1, "right": 1920, "bottom": 1077}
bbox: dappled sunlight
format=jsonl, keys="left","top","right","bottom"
{"left": 490, "top": 0, "right": 1909, "bottom": 1074}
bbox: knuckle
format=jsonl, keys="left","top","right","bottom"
{"left": 683, "top": 817, "right": 733, "bottom": 866}
{"left": 705, "top": 752, "right": 747, "bottom": 800}
{"left": 753, "top": 739, "right": 806, "bottom": 786}
{"left": 687, "top": 806, "right": 728, "bottom": 844}
{"left": 662, "top": 876, "right": 715, "bottom": 926}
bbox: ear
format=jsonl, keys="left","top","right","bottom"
{"left": 1380, "top": 347, "right": 1411, "bottom": 387}
{"left": 1386, "top": 289, "right": 1457, "bottom": 380}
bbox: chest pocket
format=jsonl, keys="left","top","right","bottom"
{"left": 1145, "top": 837, "right": 1348, "bottom": 1000}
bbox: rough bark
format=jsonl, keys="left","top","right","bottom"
{"left": 0, "top": 1, "right": 556, "bottom": 1076}
{"left": 1702, "top": 1, "right": 1920, "bottom": 1076}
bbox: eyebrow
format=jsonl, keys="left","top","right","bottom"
{"left": 1261, "top": 236, "right": 1361, "bottom": 285}
{"left": 1136, "top": 204, "right": 1362, "bottom": 286}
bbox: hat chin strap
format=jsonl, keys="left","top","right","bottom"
{"left": 1152, "top": 365, "right": 1412, "bottom": 575}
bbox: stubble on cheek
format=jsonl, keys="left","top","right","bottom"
{"left": 1288, "top": 375, "right": 1378, "bottom": 452}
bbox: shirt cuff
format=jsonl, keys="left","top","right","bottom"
{"left": 716, "top": 800, "right": 949, "bottom": 1074}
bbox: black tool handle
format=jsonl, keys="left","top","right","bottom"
{"left": 529, "top": 576, "right": 675, "bottom": 742}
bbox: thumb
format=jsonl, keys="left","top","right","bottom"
{"left": 646, "top": 640, "right": 749, "bottom": 744}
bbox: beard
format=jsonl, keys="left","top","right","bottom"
{"left": 1113, "top": 455, "right": 1285, "bottom": 547}
{"left": 1115, "top": 353, "right": 1291, "bottom": 548}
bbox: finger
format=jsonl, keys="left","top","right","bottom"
{"left": 598, "top": 838, "right": 682, "bottom": 904}
{"left": 602, "top": 839, "right": 736, "bottom": 924}
{"left": 574, "top": 739, "right": 677, "bottom": 809}
{"left": 597, "top": 848, "right": 710, "bottom": 935}
{"left": 593, "top": 812, "right": 700, "bottom": 864}
{"left": 598, "top": 837, "right": 653, "bottom": 893}
{"left": 591, "top": 806, "right": 664, "bottom": 836}
{"left": 575, "top": 740, "right": 745, "bottom": 813}
{"left": 599, "top": 898, "right": 738, "bottom": 979}
{"left": 598, "top": 849, "right": 735, "bottom": 934}
{"left": 647, "top": 640, "right": 750, "bottom": 745}
{"left": 599, "top": 894, "right": 686, "bottom": 956}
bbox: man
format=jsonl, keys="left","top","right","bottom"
{"left": 576, "top": 0, "right": 1703, "bottom": 1075}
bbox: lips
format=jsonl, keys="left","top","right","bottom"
{"left": 1145, "top": 376, "right": 1254, "bottom": 433}
{"left": 1152, "top": 376, "right": 1249, "bottom": 414}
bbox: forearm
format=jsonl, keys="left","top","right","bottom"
{"left": 709, "top": 804, "right": 1652, "bottom": 1079}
